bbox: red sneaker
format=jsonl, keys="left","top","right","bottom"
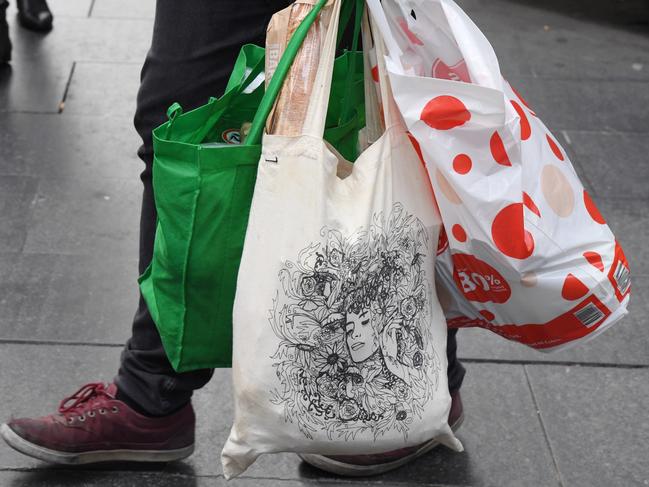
{"left": 0, "top": 382, "right": 195, "bottom": 465}
{"left": 299, "top": 391, "right": 465, "bottom": 477}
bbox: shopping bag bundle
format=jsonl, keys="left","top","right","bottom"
{"left": 221, "top": 2, "right": 461, "bottom": 477}
{"left": 140, "top": 0, "right": 366, "bottom": 372}
{"left": 366, "top": 0, "right": 631, "bottom": 351}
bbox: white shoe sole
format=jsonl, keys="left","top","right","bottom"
{"left": 299, "top": 413, "right": 465, "bottom": 477}
{"left": 0, "top": 423, "right": 195, "bottom": 465}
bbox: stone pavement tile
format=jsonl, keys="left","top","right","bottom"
{"left": 190, "top": 364, "right": 558, "bottom": 486}
{"left": 0, "top": 344, "right": 123, "bottom": 468}
{"left": 0, "top": 470, "right": 411, "bottom": 487}
{"left": 458, "top": 281, "right": 646, "bottom": 367}
{"left": 0, "top": 60, "right": 71, "bottom": 113}
{"left": 21, "top": 176, "right": 140, "bottom": 258}
{"left": 503, "top": 76, "right": 649, "bottom": 133}
{"left": 458, "top": 0, "right": 649, "bottom": 82}
{"left": 8, "top": 17, "right": 152, "bottom": 64}
{"left": 516, "top": 27, "right": 649, "bottom": 82}
{"left": 62, "top": 62, "right": 141, "bottom": 118}
{"left": 458, "top": 304, "right": 646, "bottom": 365}
{"left": 0, "top": 175, "right": 39, "bottom": 252}
{"left": 91, "top": 0, "right": 156, "bottom": 20}
{"left": 0, "top": 251, "right": 137, "bottom": 344}
{"left": 5, "top": 0, "right": 91, "bottom": 18}
{"left": 562, "top": 130, "right": 649, "bottom": 201}
{"left": 0, "top": 347, "right": 556, "bottom": 486}
{"left": 526, "top": 364, "right": 649, "bottom": 487}
{"left": 0, "top": 112, "right": 142, "bottom": 180}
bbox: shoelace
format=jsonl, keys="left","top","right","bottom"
{"left": 58, "top": 382, "right": 111, "bottom": 414}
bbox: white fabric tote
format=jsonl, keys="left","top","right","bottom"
{"left": 221, "top": 2, "right": 462, "bottom": 478}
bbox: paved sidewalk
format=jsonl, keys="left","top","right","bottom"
{"left": 0, "top": 0, "right": 647, "bottom": 486}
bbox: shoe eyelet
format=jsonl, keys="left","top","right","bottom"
{"left": 67, "top": 417, "right": 74, "bottom": 424}
{"left": 99, "top": 408, "right": 106, "bottom": 415}
{"left": 111, "top": 406, "right": 119, "bottom": 414}
{"left": 78, "top": 415, "right": 86, "bottom": 422}
{"left": 87, "top": 411, "right": 95, "bottom": 417}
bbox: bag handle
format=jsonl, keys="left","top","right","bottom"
{"left": 337, "top": 0, "right": 364, "bottom": 125}
{"left": 164, "top": 46, "right": 265, "bottom": 141}
{"left": 245, "top": 0, "right": 329, "bottom": 146}
{"left": 367, "top": 7, "right": 402, "bottom": 130}
{"left": 299, "top": 0, "right": 344, "bottom": 138}
{"left": 366, "top": 0, "right": 502, "bottom": 90}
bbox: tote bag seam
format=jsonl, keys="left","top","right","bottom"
{"left": 177, "top": 148, "right": 203, "bottom": 369}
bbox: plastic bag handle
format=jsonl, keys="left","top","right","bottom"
{"left": 245, "top": 0, "right": 329, "bottom": 146}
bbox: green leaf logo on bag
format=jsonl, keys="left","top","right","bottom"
{"left": 269, "top": 203, "right": 441, "bottom": 441}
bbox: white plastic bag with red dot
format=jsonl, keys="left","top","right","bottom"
{"left": 366, "top": 0, "right": 631, "bottom": 351}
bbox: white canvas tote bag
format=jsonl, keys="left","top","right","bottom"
{"left": 221, "top": 2, "right": 462, "bottom": 478}
{"left": 366, "top": 0, "right": 631, "bottom": 352}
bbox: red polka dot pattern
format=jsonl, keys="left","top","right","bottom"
{"left": 371, "top": 65, "right": 379, "bottom": 83}
{"left": 397, "top": 17, "right": 424, "bottom": 46}
{"left": 510, "top": 100, "right": 531, "bottom": 140}
{"left": 523, "top": 192, "right": 541, "bottom": 217}
{"left": 453, "top": 154, "right": 472, "bottom": 174}
{"left": 421, "top": 96, "right": 471, "bottom": 130}
{"left": 546, "top": 134, "right": 565, "bottom": 161}
{"left": 510, "top": 85, "right": 535, "bottom": 114}
{"left": 491, "top": 203, "right": 534, "bottom": 259}
{"left": 490, "top": 131, "right": 511, "bottom": 166}
{"left": 452, "top": 224, "right": 467, "bottom": 242}
{"left": 480, "top": 310, "right": 496, "bottom": 321}
{"left": 407, "top": 133, "right": 424, "bottom": 164}
{"left": 437, "top": 226, "right": 449, "bottom": 255}
{"left": 584, "top": 191, "right": 606, "bottom": 224}
{"left": 562, "top": 273, "right": 589, "bottom": 301}
{"left": 583, "top": 251, "right": 604, "bottom": 272}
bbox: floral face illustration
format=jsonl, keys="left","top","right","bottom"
{"left": 269, "top": 203, "right": 441, "bottom": 441}
{"left": 344, "top": 310, "right": 378, "bottom": 363}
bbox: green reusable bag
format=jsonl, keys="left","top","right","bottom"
{"left": 139, "top": 0, "right": 365, "bottom": 372}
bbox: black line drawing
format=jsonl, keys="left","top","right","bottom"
{"left": 269, "top": 203, "right": 441, "bottom": 441}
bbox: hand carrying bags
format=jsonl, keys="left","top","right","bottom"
{"left": 221, "top": 4, "right": 461, "bottom": 478}
{"left": 140, "top": 0, "right": 365, "bottom": 372}
{"left": 366, "top": 0, "right": 631, "bottom": 351}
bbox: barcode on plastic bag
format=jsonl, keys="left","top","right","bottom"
{"left": 613, "top": 261, "right": 631, "bottom": 296}
{"left": 575, "top": 303, "right": 605, "bottom": 328}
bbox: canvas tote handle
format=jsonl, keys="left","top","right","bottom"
{"left": 301, "top": 0, "right": 400, "bottom": 140}
{"left": 367, "top": 7, "right": 403, "bottom": 130}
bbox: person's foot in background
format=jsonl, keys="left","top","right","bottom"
{"left": 0, "top": 0, "right": 11, "bottom": 64}
{"left": 17, "top": 0, "right": 52, "bottom": 32}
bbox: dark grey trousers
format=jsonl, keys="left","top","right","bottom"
{"left": 115, "top": 0, "right": 466, "bottom": 417}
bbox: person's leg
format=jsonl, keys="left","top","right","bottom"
{"left": 115, "top": 0, "right": 291, "bottom": 418}
{"left": 0, "top": 0, "right": 291, "bottom": 464}
{"left": 446, "top": 328, "right": 466, "bottom": 393}
{"left": 0, "top": 0, "right": 10, "bottom": 63}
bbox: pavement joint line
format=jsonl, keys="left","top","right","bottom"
{"left": 0, "top": 110, "right": 60, "bottom": 115}
{"left": 1, "top": 338, "right": 647, "bottom": 369}
{"left": 522, "top": 364, "right": 566, "bottom": 487}
{"left": 0, "top": 467, "right": 460, "bottom": 486}
{"left": 58, "top": 61, "right": 77, "bottom": 114}
{"left": 459, "top": 358, "right": 648, "bottom": 369}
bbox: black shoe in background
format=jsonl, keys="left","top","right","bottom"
{"left": 0, "top": 0, "right": 10, "bottom": 64}
{"left": 17, "top": 0, "right": 52, "bottom": 32}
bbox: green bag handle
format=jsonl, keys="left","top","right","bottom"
{"left": 338, "top": 0, "right": 363, "bottom": 124}
{"left": 223, "top": 46, "right": 266, "bottom": 98}
{"left": 164, "top": 46, "right": 265, "bottom": 141}
{"left": 245, "top": 0, "right": 328, "bottom": 146}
